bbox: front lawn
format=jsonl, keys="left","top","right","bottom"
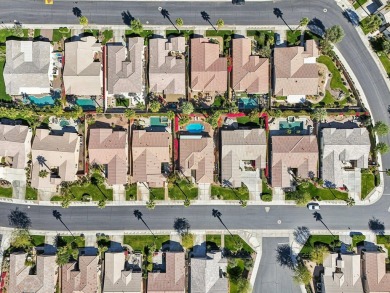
{"left": 123, "top": 235, "right": 170, "bottom": 251}
{"left": 150, "top": 187, "right": 165, "bottom": 200}
{"left": 206, "top": 234, "right": 222, "bottom": 250}
{"left": 0, "top": 28, "right": 29, "bottom": 43}
{"left": 287, "top": 30, "right": 301, "bottom": 46}
{"left": 377, "top": 235, "right": 390, "bottom": 258}
{"left": 261, "top": 179, "right": 273, "bottom": 201}
{"left": 52, "top": 28, "right": 71, "bottom": 42}
{"left": 300, "top": 235, "right": 340, "bottom": 256}
{"left": 67, "top": 176, "right": 113, "bottom": 201}
{"left": 211, "top": 185, "right": 249, "bottom": 200}
{"left": 247, "top": 30, "right": 274, "bottom": 48}
{"left": 125, "top": 30, "right": 154, "bottom": 44}
{"left": 317, "top": 55, "right": 349, "bottom": 94}
{"left": 378, "top": 53, "right": 390, "bottom": 77}
{"left": 31, "top": 235, "right": 45, "bottom": 247}
{"left": 34, "top": 29, "right": 41, "bottom": 38}
{"left": 225, "top": 235, "right": 254, "bottom": 254}
{"left": 169, "top": 179, "right": 198, "bottom": 200}
{"left": 126, "top": 184, "right": 137, "bottom": 200}
{"left": 0, "top": 186, "right": 12, "bottom": 198}
{"left": 165, "top": 29, "right": 194, "bottom": 40}
{"left": 0, "top": 60, "right": 12, "bottom": 102}
{"left": 228, "top": 258, "right": 245, "bottom": 293}
{"left": 57, "top": 236, "right": 85, "bottom": 248}
{"left": 26, "top": 187, "right": 38, "bottom": 200}
{"left": 361, "top": 171, "right": 375, "bottom": 199}
{"left": 359, "top": 16, "right": 374, "bottom": 35}
{"left": 102, "top": 30, "right": 113, "bottom": 44}
{"left": 84, "top": 29, "right": 99, "bottom": 37}
{"left": 353, "top": 0, "right": 368, "bottom": 9}
{"left": 286, "top": 182, "right": 348, "bottom": 201}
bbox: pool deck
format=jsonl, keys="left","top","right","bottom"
{"left": 269, "top": 117, "right": 313, "bottom": 136}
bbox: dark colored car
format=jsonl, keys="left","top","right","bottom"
{"left": 233, "top": 0, "right": 245, "bottom": 5}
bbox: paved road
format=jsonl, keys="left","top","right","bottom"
{"left": 255, "top": 238, "right": 301, "bottom": 293}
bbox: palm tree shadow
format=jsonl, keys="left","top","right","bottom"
{"left": 273, "top": 8, "right": 292, "bottom": 31}
{"left": 72, "top": 7, "right": 82, "bottom": 18}
{"left": 201, "top": 11, "right": 217, "bottom": 31}
{"left": 121, "top": 10, "right": 134, "bottom": 26}
{"left": 161, "top": 9, "right": 178, "bottom": 31}
{"left": 134, "top": 210, "right": 156, "bottom": 238}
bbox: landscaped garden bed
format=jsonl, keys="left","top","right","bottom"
{"left": 299, "top": 235, "right": 340, "bottom": 257}
{"left": 361, "top": 169, "right": 376, "bottom": 199}
{"left": 286, "top": 181, "right": 348, "bottom": 202}
{"left": 168, "top": 179, "right": 198, "bottom": 200}
{"left": 211, "top": 185, "right": 249, "bottom": 200}
{"left": 123, "top": 235, "right": 170, "bottom": 251}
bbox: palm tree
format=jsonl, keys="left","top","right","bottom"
{"left": 124, "top": 109, "right": 136, "bottom": 120}
{"left": 312, "top": 108, "right": 327, "bottom": 122}
{"left": 79, "top": 16, "right": 88, "bottom": 27}
{"left": 98, "top": 199, "right": 106, "bottom": 209}
{"left": 216, "top": 19, "right": 224, "bottom": 31}
{"left": 345, "top": 197, "right": 355, "bottom": 206}
{"left": 146, "top": 199, "right": 156, "bottom": 210}
{"left": 38, "top": 170, "right": 49, "bottom": 178}
{"left": 375, "top": 142, "right": 390, "bottom": 154}
{"left": 175, "top": 18, "right": 184, "bottom": 32}
{"left": 61, "top": 198, "right": 71, "bottom": 209}
{"left": 131, "top": 19, "right": 143, "bottom": 33}
{"left": 184, "top": 198, "right": 190, "bottom": 207}
{"left": 297, "top": 17, "right": 309, "bottom": 32}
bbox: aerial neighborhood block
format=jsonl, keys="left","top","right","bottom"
{"left": 273, "top": 40, "right": 319, "bottom": 103}
{"left": 88, "top": 128, "right": 128, "bottom": 186}
{"left": 63, "top": 36, "right": 102, "bottom": 96}
{"left": 271, "top": 135, "right": 318, "bottom": 188}
{"left": 149, "top": 37, "right": 186, "bottom": 102}
{"left": 4, "top": 40, "right": 53, "bottom": 95}
{"left": 106, "top": 37, "right": 144, "bottom": 105}
{"left": 232, "top": 38, "right": 269, "bottom": 94}
{"left": 190, "top": 38, "right": 227, "bottom": 94}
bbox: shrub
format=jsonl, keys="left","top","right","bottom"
{"left": 262, "top": 194, "right": 272, "bottom": 202}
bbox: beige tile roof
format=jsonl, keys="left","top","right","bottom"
{"left": 132, "top": 130, "right": 171, "bottom": 188}
{"left": 273, "top": 40, "right": 319, "bottom": 96}
{"left": 190, "top": 38, "right": 227, "bottom": 93}
{"left": 107, "top": 37, "right": 144, "bottom": 95}
{"left": 271, "top": 135, "right": 318, "bottom": 187}
{"left": 147, "top": 252, "right": 185, "bottom": 293}
{"left": 3, "top": 40, "right": 52, "bottom": 95}
{"left": 9, "top": 252, "right": 58, "bottom": 293}
{"left": 63, "top": 36, "right": 102, "bottom": 96}
{"left": 0, "top": 124, "right": 32, "bottom": 169}
{"left": 88, "top": 128, "right": 128, "bottom": 185}
{"left": 61, "top": 255, "right": 99, "bottom": 293}
{"left": 232, "top": 38, "right": 269, "bottom": 94}
{"left": 31, "top": 129, "right": 80, "bottom": 189}
{"left": 149, "top": 37, "right": 186, "bottom": 95}
{"left": 362, "top": 251, "right": 390, "bottom": 292}
{"left": 221, "top": 129, "right": 267, "bottom": 188}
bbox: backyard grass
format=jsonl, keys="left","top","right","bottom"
{"left": 236, "top": 116, "right": 260, "bottom": 126}
{"left": 353, "top": 0, "right": 368, "bottom": 9}
{"left": 377, "top": 235, "right": 390, "bottom": 258}
{"left": 206, "top": 234, "right": 222, "bottom": 250}
{"left": 211, "top": 185, "right": 249, "bottom": 200}
{"left": 212, "top": 95, "right": 225, "bottom": 107}
{"left": 300, "top": 235, "right": 340, "bottom": 256}
{"left": 102, "top": 30, "right": 113, "bottom": 44}
{"left": 0, "top": 186, "right": 12, "bottom": 198}
{"left": 0, "top": 60, "right": 12, "bottom": 102}
{"left": 150, "top": 187, "right": 165, "bottom": 200}
{"left": 287, "top": 30, "right": 301, "bottom": 46}
{"left": 116, "top": 98, "right": 129, "bottom": 107}
{"left": 126, "top": 184, "right": 137, "bottom": 200}
{"left": 25, "top": 187, "right": 38, "bottom": 200}
{"left": 52, "top": 28, "right": 72, "bottom": 42}
{"left": 225, "top": 235, "right": 254, "bottom": 254}
{"left": 275, "top": 96, "right": 287, "bottom": 100}
{"left": 57, "top": 236, "right": 85, "bottom": 248}
{"left": 169, "top": 179, "right": 198, "bottom": 200}
{"left": 31, "top": 235, "right": 45, "bottom": 247}
{"left": 359, "top": 16, "right": 373, "bottom": 35}
{"left": 317, "top": 55, "right": 349, "bottom": 94}
{"left": 123, "top": 235, "right": 170, "bottom": 251}
{"left": 321, "top": 90, "right": 336, "bottom": 106}
{"left": 286, "top": 182, "right": 348, "bottom": 201}
{"left": 361, "top": 172, "right": 375, "bottom": 199}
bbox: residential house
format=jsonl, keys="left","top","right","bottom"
{"left": 103, "top": 251, "right": 142, "bottom": 293}
{"left": 321, "top": 127, "right": 370, "bottom": 195}
{"left": 132, "top": 130, "right": 171, "bottom": 188}
{"left": 106, "top": 37, "right": 144, "bottom": 102}
{"left": 63, "top": 36, "right": 102, "bottom": 96}
{"left": 88, "top": 128, "right": 128, "bottom": 185}
{"left": 232, "top": 38, "right": 269, "bottom": 94}
{"left": 8, "top": 252, "right": 58, "bottom": 293}
{"left": 273, "top": 40, "right": 319, "bottom": 103}
{"left": 362, "top": 251, "right": 390, "bottom": 292}
{"left": 61, "top": 255, "right": 99, "bottom": 293}
{"left": 271, "top": 135, "right": 318, "bottom": 188}
{"left": 221, "top": 129, "right": 267, "bottom": 194}
{"left": 147, "top": 252, "right": 185, "bottom": 293}
{"left": 321, "top": 253, "right": 364, "bottom": 293}
{"left": 190, "top": 38, "right": 227, "bottom": 94}
{"left": 179, "top": 123, "right": 214, "bottom": 184}
{"left": 190, "top": 251, "right": 228, "bottom": 293}
{"left": 149, "top": 37, "right": 186, "bottom": 102}
{"left": 4, "top": 40, "right": 52, "bottom": 95}
{"left": 31, "top": 129, "right": 80, "bottom": 190}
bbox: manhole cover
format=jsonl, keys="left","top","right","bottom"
{"left": 277, "top": 220, "right": 282, "bottom": 224}
{"left": 323, "top": 8, "right": 328, "bottom": 12}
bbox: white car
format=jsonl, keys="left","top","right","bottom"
{"left": 307, "top": 203, "right": 320, "bottom": 210}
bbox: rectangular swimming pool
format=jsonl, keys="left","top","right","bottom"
{"left": 238, "top": 97, "right": 258, "bottom": 110}
{"left": 279, "top": 121, "right": 304, "bottom": 131}
{"left": 76, "top": 98, "right": 96, "bottom": 110}
{"left": 186, "top": 123, "right": 204, "bottom": 133}
{"left": 150, "top": 116, "right": 169, "bottom": 127}
{"left": 27, "top": 95, "right": 55, "bottom": 106}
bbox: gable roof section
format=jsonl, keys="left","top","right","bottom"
{"left": 362, "top": 251, "right": 390, "bottom": 292}
{"left": 232, "top": 38, "right": 269, "bottom": 94}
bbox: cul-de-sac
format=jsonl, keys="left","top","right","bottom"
{"left": 1, "top": 0, "right": 390, "bottom": 292}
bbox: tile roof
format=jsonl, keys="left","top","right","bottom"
{"left": 271, "top": 135, "right": 318, "bottom": 187}
{"left": 190, "top": 251, "right": 228, "bottom": 293}
{"left": 132, "top": 130, "right": 171, "bottom": 188}
{"left": 9, "top": 252, "right": 58, "bottom": 293}
{"left": 0, "top": 124, "right": 32, "bottom": 169}
{"left": 362, "top": 251, "right": 390, "bottom": 292}
{"left": 232, "top": 38, "right": 269, "bottom": 94}
{"left": 88, "top": 128, "right": 128, "bottom": 185}
{"left": 147, "top": 252, "right": 185, "bottom": 293}
{"left": 63, "top": 36, "right": 102, "bottom": 96}
{"left": 273, "top": 40, "right": 319, "bottom": 96}
{"left": 149, "top": 37, "right": 186, "bottom": 95}
{"left": 31, "top": 129, "right": 80, "bottom": 189}
{"left": 61, "top": 255, "right": 99, "bottom": 293}
{"left": 4, "top": 40, "right": 52, "bottom": 95}
{"left": 221, "top": 129, "right": 267, "bottom": 188}
{"left": 322, "top": 127, "right": 370, "bottom": 189}
{"left": 106, "top": 37, "right": 144, "bottom": 95}
{"left": 190, "top": 38, "right": 227, "bottom": 93}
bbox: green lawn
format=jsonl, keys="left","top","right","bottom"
{"left": 169, "top": 180, "right": 198, "bottom": 200}
{"left": 126, "top": 184, "right": 137, "bottom": 200}
{"left": 34, "top": 29, "right": 41, "bottom": 38}
{"left": 286, "top": 182, "right": 348, "bottom": 201}
{"left": 31, "top": 235, "right": 45, "bottom": 247}
{"left": 25, "top": 187, "right": 38, "bottom": 200}
{"left": 228, "top": 258, "right": 245, "bottom": 293}
{"left": 0, "top": 60, "right": 12, "bottom": 102}
{"left": 361, "top": 172, "right": 375, "bottom": 199}
{"left": 0, "top": 28, "right": 29, "bottom": 43}
{"left": 150, "top": 187, "right": 165, "bottom": 200}
{"left": 211, "top": 185, "right": 249, "bottom": 200}
{"left": 206, "top": 234, "right": 222, "bottom": 250}
{"left": 84, "top": 29, "right": 99, "bottom": 37}
{"left": 378, "top": 53, "right": 390, "bottom": 77}
{"left": 165, "top": 29, "right": 194, "bottom": 40}
{"left": 377, "top": 235, "right": 390, "bottom": 258}
{"left": 300, "top": 235, "right": 340, "bottom": 256}
{"left": 205, "top": 30, "right": 233, "bottom": 38}
{"left": 360, "top": 16, "right": 373, "bottom": 35}
{"left": 317, "top": 55, "right": 349, "bottom": 94}
{"left": 236, "top": 116, "right": 260, "bottom": 126}
{"left": 123, "top": 235, "right": 170, "bottom": 251}
{"left": 212, "top": 95, "right": 225, "bottom": 107}
{"left": 52, "top": 28, "right": 72, "bottom": 42}
{"left": 0, "top": 186, "right": 12, "bottom": 198}
{"left": 102, "top": 30, "right": 113, "bottom": 44}
{"left": 68, "top": 181, "right": 113, "bottom": 201}
{"left": 57, "top": 236, "right": 85, "bottom": 248}
{"left": 322, "top": 90, "right": 336, "bottom": 105}
{"left": 275, "top": 96, "right": 287, "bottom": 100}
{"left": 116, "top": 98, "right": 130, "bottom": 107}
{"left": 287, "top": 30, "right": 301, "bottom": 46}
{"left": 353, "top": 0, "right": 368, "bottom": 9}
{"left": 261, "top": 180, "right": 273, "bottom": 201}
{"left": 225, "top": 235, "right": 254, "bottom": 254}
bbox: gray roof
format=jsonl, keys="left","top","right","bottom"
{"left": 106, "top": 38, "right": 144, "bottom": 95}
{"left": 221, "top": 129, "right": 267, "bottom": 188}
{"left": 322, "top": 128, "right": 370, "bottom": 189}
{"left": 190, "top": 251, "right": 228, "bottom": 293}
{"left": 3, "top": 40, "right": 51, "bottom": 95}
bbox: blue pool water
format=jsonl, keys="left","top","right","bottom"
{"left": 238, "top": 98, "right": 258, "bottom": 109}
{"left": 279, "top": 121, "right": 304, "bottom": 131}
{"left": 28, "top": 95, "right": 55, "bottom": 106}
{"left": 76, "top": 98, "right": 96, "bottom": 110}
{"left": 150, "top": 116, "right": 169, "bottom": 127}
{"left": 186, "top": 123, "right": 204, "bottom": 133}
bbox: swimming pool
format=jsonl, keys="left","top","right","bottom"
{"left": 238, "top": 97, "right": 258, "bottom": 109}
{"left": 150, "top": 116, "right": 169, "bottom": 127}
{"left": 279, "top": 121, "right": 304, "bottom": 131}
{"left": 76, "top": 98, "right": 96, "bottom": 110}
{"left": 186, "top": 123, "right": 204, "bottom": 133}
{"left": 27, "top": 95, "right": 55, "bottom": 106}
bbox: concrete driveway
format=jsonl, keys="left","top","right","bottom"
{"left": 198, "top": 183, "right": 211, "bottom": 201}
{"left": 254, "top": 237, "right": 301, "bottom": 293}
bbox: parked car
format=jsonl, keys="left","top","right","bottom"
{"left": 307, "top": 202, "right": 320, "bottom": 210}
{"left": 233, "top": 0, "right": 245, "bottom": 5}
